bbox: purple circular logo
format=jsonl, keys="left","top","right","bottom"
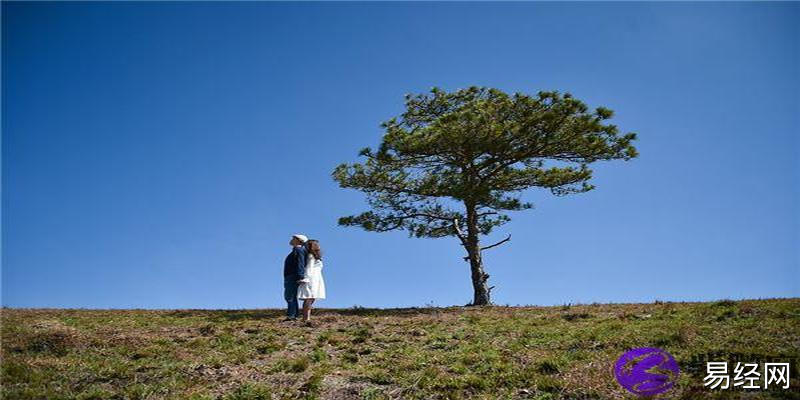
{"left": 614, "top": 347, "right": 680, "bottom": 396}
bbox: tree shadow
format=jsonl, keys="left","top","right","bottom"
{"left": 326, "top": 307, "right": 450, "bottom": 318}
{"left": 164, "top": 306, "right": 465, "bottom": 322}
{"left": 164, "top": 309, "right": 285, "bottom": 322}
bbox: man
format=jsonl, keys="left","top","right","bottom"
{"left": 283, "top": 234, "right": 308, "bottom": 321}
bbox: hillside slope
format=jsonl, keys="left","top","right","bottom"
{"left": 2, "top": 299, "right": 799, "bottom": 399}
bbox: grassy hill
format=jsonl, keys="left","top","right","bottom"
{"left": 2, "top": 298, "right": 799, "bottom": 399}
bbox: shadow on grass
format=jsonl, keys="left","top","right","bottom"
{"left": 323, "top": 307, "right": 457, "bottom": 318}
{"left": 165, "top": 309, "right": 285, "bottom": 321}
{"left": 164, "top": 306, "right": 470, "bottom": 322}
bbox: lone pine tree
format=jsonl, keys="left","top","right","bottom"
{"left": 333, "top": 87, "right": 638, "bottom": 305}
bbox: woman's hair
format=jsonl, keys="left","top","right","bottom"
{"left": 305, "top": 239, "right": 322, "bottom": 261}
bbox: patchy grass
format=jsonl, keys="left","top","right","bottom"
{"left": 2, "top": 299, "right": 799, "bottom": 399}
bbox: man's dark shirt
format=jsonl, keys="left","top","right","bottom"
{"left": 283, "top": 245, "right": 307, "bottom": 280}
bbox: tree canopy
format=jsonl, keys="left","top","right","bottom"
{"left": 333, "top": 86, "right": 638, "bottom": 304}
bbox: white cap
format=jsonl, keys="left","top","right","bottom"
{"left": 292, "top": 234, "right": 308, "bottom": 243}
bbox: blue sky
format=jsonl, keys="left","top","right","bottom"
{"left": 2, "top": 2, "right": 797, "bottom": 309}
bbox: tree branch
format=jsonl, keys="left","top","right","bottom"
{"left": 453, "top": 218, "right": 467, "bottom": 244}
{"left": 396, "top": 212, "right": 456, "bottom": 222}
{"left": 480, "top": 234, "right": 511, "bottom": 251}
{"left": 462, "top": 234, "right": 512, "bottom": 261}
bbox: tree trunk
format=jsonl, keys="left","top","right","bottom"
{"left": 467, "top": 244, "right": 491, "bottom": 305}
{"left": 465, "top": 203, "right": 492, "bottom": 306}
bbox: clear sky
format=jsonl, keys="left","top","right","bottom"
{"left": 2, "top": 2, "right": 797, "bottom": 309}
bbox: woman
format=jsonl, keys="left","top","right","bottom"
{"left": 297, "top": 239, "right": 325, "bottom": 324}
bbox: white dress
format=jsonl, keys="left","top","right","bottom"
{"left": 298, "top": 254, "right": 325, "bottom": 299}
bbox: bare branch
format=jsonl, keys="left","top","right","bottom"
{"left": 480, "top": 234, "right": 511, "bottom": 251}
{"left": 462, "top": 234, "right": 511, "bottom": 261}
{"left": 453, "top": 218, "right": 467, "bottom": 244}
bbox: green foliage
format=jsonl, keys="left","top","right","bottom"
{"left": 333, "top": 86, "right": 638, "bottom": 239}
{"left": 310, "top": 346, "right": 328, "bottom": 363}
{"left": 278, "top": 356, "right": 311, "bottom": 373}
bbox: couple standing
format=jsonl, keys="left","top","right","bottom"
{"left": 283, "top": 234, "right": 326, "bottom": 324}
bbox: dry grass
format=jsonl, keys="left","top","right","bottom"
{"left": 2, "top": 299, "right": 799, "bottom": 399}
